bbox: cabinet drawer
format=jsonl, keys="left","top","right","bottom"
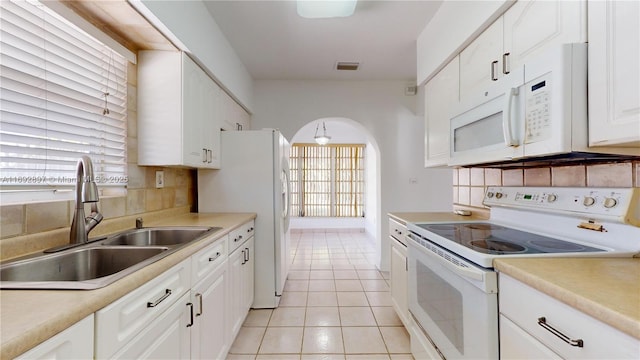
{"left": 229, "top": 220, "right": 255, "bottom": 253}
{"left": 499, "top": 274, "right": 640, "bottom": 359}
{"left": 192, "top": 237, "right": 227, "bottom": 286}
{"left": 110, "top": 292, "right": 191, "bottom": 360}
{"left": 388, "top": 219, "right": 408, "bottom": 244}
{"left": 95, "top": 258, "right": 191, "bottom": 359}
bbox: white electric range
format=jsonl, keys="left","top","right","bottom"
{"left": 406, "top": 186, "right": 640, "bottom": 360}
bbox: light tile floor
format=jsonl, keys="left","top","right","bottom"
{"left": 226, "top": 230, "right": 414, "bottom": 360}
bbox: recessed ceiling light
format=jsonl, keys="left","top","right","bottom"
{"left": 336, "top": 61, "right": 360, "bottom": 71}
{"left": 297, "top": 0, "right": 357, "bottom": 19}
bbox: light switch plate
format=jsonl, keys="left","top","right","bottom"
{"left": 155, "top": 170, "right": 164, "bottom": 188}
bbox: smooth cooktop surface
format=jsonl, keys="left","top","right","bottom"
{"left": 415, "top": 222, "right": 606, "bottom": 255}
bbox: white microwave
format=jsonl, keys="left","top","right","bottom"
{"left": 449, "top": 43, "right": 588, "bottom": 166}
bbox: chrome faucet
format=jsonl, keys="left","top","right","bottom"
{"left": 69, "top": 156, "right": 103, "bottom": 244}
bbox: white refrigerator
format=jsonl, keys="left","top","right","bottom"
{"left": 197, "top": 129, "right": 291, "bottom": 308}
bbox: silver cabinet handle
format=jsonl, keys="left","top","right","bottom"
{"left": 502, "top": 53, "right": 510, "bottom": 74}
{"left": 491, "top": 60, "right": 499, "bottom": 81}
{"left": 537, "top": 317, "right": 584, "bottom": 348}
{"left": 241, "top": 249, "right": 246, "bottom": 265}
{"left": 195, "top": 293, "right": 203, "bottom": 317}
{"left": 244, "top": 247, "right": 250, "bottom": 262}
{"left": 202, "top": 148, "right": 207, "bottom": 163}
{"left": 209, "top": 251, "right": 221, "bottom": 261}
{"left": 207, "top": 149, "right": 212, "bottom": 163}
{"left": 147, "top": 289, "right": 171, "bottom": 308}
{"left": 186, "top": 302, "right": 194, "bottom": 327}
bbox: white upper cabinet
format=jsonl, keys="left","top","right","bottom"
{"left": 459, "top": 18, "right": 504, "bottom": 101}
{"left": 587, "top": 0, "right": 640, "bottom": 147}
{"left": 220, "top": 92, "right": 251, "bottom": 131}
{"left": 459, "top": 0, "right": 586, "bottom": 103}
{"left": 138, "top": 51, "right": 221, "bottom": 169}
{"left": 503, "top": 0, "right": 586, "bottom": 72}
{"left": 424, "top": 56, "right": 459, "bottom": 167}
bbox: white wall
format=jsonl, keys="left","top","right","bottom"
{"left": 252, "top": 80, "right": 452, "bottom": 271}
{"left": 136, "top": 0, "right": 254, "bottom": 111}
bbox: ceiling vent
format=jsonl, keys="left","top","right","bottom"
{"left": 336, "top": 61, "right": 360, "bottom": 71}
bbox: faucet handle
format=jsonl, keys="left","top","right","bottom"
{"left": 136, "top": 217, "right": 144, "bottom": 229}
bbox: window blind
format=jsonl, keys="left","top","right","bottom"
{"left": 0, "top": 0, "right": 127, "bottom": 195}
{"left": 290, "top": 143, "right": 365, "bottom": 218}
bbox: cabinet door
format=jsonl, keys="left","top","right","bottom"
{"left": 15, "top": 315, "right": 94, "bottom": 360}
{"left": 390, "top": 238, "right": 409, "bottom": 327}
{"left": 503, "top": 0, "right": 586, "bottom": 72}
{"left": 111, "top": 292, "right": 191, "bottom": 360}
{"left": 588, "top": 0, "right": 640, "bottom": 147}
{"left": 242, "top": 236, "right": 255, "bottom": 311}
{"left": 182, "top": 55, "right": 209, "bottom": 167}
{"left": 424, "top": 56, "right": 459, "bottom": 167}
{"left": 500, "top": 315, "right": 562, "bottom": 360}
{"left": 202, "top": 77, "right": 221, "bottom": 168}
{"left": 228, "top": 246, "right": 245, "bottom": 337}
{"left": 459, "top": 17, "right": 503, "bottom": 101}
{"left": 192, "top": 261, "right": 228, "bottom": 360}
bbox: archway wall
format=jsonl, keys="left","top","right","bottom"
{"left": 252, "top": 80, "right": 453, "bottom": 271}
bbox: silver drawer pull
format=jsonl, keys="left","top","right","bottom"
{"left": 537, "top": 317, "right": 584, "bottom": 348}
{"left": 209, "top": 251, "right": 221, "bottom": 261}
{"left": 147, "top": 289, "right": 172, "bottom": 308}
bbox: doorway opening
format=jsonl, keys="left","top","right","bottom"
{"left": 288, "top": 117, "right": 381, "bottom": 266}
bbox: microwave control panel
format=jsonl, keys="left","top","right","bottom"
{"left": 524, "top": 76, "right": 551, "bottom": 144}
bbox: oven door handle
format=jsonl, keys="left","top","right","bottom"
{"left": 421, "top": 243, "right": 485, "bottom": 281}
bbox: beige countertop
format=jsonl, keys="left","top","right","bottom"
{"left": 494, "top": 257, "right": 640, "bottom": 340}
{"left": 0, "top": 212, "right": 255, "bottom": 360}
{"left": 388, "top": 211, "right": 489, "bottom": 225}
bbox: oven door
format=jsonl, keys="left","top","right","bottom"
{"left": 407, "top": 233, "right": 499, "bottom": 360}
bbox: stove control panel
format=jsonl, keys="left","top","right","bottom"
{"left": 483, "top": 187, "right": 639, "bottom": 223}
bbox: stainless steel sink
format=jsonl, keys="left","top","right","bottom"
{"left": 0, "top": 226, "right": 221, "bottom": 290}
{"left": 101, "top": 227, "right": 216, "bottom": 246}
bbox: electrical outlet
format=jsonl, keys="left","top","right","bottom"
{"left": 155, "top": 170, "right": 164, "bottom": 188}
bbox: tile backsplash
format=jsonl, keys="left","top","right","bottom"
{"left": 0, "top": 62, "right": 196, "bottom": 245}
{"left": 454, "top": 161, "right": 640, "bottom": 209}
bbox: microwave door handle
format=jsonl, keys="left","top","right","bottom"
{"left": 503, "top": 87, "right": 519, "bottom": 147}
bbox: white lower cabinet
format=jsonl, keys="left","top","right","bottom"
{"left": 389, "top": 218, "right": 409, "bottom": 327}
{"left": 499, "top": 273, "right": 640, "bottom": 359}
{"left": 16, "top": 315, "right": 94, "bottom": 360}
{"left": 500, "top": 314, "right": 561, "bottom": 359}
{"left": 111, "top": 292, "right": 191, "bottom": 359}
{"left": 95, "top": 258, "right": 192, "bottom": 359}
{"left": 190, "top": 258, "right": 229, "bottom": 360}
{"left": 228, "top": 235, "right": 255, "bottom": 339}
{"left": 23, "top": 223, "right": 256, "bottom": 360}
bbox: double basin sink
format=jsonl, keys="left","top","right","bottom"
{"left": 0, "top": 226, "right": 221, "bottom": 290}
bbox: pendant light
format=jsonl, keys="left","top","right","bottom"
{"left": 314, "top": 122, "right": 331, "bottom": 145}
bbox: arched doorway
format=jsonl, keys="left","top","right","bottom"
{"left": 289, "top": 117, "right": 382, "bottom": 268}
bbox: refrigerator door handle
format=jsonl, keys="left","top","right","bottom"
{"left": 281, "top": 168, "right": 291, "bottom": 232}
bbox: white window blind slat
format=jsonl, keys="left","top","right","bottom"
{"left": 0, "top": 0, "right": 128, "bottom": 193}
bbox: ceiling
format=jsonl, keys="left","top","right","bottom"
{"left": 203, "top": 0, "right": 443, "bottom": 81}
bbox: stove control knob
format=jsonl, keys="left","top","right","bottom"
{"left": 603, "top": 197, "right": 618, "bottom": 208}
{"left": 547, "top": 194, "right": 557, "bottom": 203}
{"left": 495, "top": 192, "right": 504, "bottom": 199}
{"left": 583, "top": 196, "right": 596, "bottom": 207}
{"left": 486, "top": 192, "right": 494, "bottom": 198}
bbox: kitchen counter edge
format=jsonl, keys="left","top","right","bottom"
{"left": 0, "top": 212, "right": 256, "bottom": 360}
